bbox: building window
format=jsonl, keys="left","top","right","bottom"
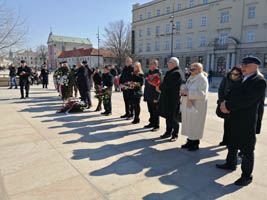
{"left": 189, "top": 0, "right": 194, "bottom": 8}
{"left": 247, "top": 30, "right": 255, "bottom": 42}
{"left": 156, "top": 9, "right": 160, "bottom": 16}
{"left": 155, "top": 26, "right": 160, "bottom": 35}
{"left": 201, "top": 16, "right": 207, "bottom": 26}
{"left": 186, "top": 37, "right": 193, "bottom": 48}
{"left": 248, "top": 7, "right": 255, "bottom": 19}
{"left": 146, "top": 43, "right": 151, "bottom": 52}
{"left": 200, "top": 36, "right": 206, "bottom": 47}
{"left": 147, "top": 12, "right": 152, "bottom": 19}
{"left": 139, "top": 30, "right": 142, "bottom": 37}
{"left": 139, "top": 14, "right": 143, "bottom": 20}
{"left": 187, "top": 19, "right": 193, "bottom": 29}
{"left": 166, "top": 6, "right": 171, "bottom": 14}
{"left": 164, "top": 40, "right": 170, "bottom": 50}
{"left": 138, "top": 43, "right": 143, "bottom": 53}
{"left": 176, "top": 21, "right": 181, "bottom": 31}
{"left": 146, "top": 27, "right": 151, "bottom": 36}
{"left": 221, "top": 11, "right": 229, "bottom": 23}
{"left": 202, "top": 0, "right": 208, "bottom": 4}
{"left": 219, "top": 33, "right": 228, "bottom": 45}
{"left": 175, "top": 40, "right": 181, "bottom": 49}
{"left": 177, "top": 3, "right": 182, "bottom": 10}
{"left": 166, "top": 24, "right": 170, "bottom": 33}
{"left": 155, "top": 41, "right": 160, "bottom": 51}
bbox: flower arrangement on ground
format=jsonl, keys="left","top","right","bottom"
{"left": 57, "top": 99, "right": 87, "bottom": 114}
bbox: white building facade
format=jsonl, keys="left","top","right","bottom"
{"left": 132, "top": 0, "right": 267, "bottom": 75}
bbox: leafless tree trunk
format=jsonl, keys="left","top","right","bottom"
{"left": 36, "top": 45, "right": 48, "bottom": 65}
{"left": 0, "top": 0, "right": 28, "bottom": 54}
{"left": 102, "top": 20, "right": 131, "bottom": 67}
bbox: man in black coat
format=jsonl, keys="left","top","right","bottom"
{"left": 77, "top": 61, "right": 91, "bottom": 109}
{"left": 217, "top": 56, "right": 267, "bottom": 186}
{"left": 41, "top": 65, "right": 49, "bottom": 89}
{"left": 101, "top": 66, "right": 113, "bottom": 116}
{"left": 119, "top": 57, "right": 134, "bottom": 119}
{"left": 157, "top": 57, "right": 182, "bottom": 142}
{"left": 85, "top": 64, "right": 94, "bottom": 107}
{"left": 93, "top": 67, "right": 103, "bottom": 111}
{"left": 143, "top": 59, "right": 161, "bottom": 132}
{"left": 17, "top": 60, "right": 31, "bottom": 99}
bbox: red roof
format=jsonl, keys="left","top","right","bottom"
{"left": 58, "top": 48, "right": 116, "bottom": 58}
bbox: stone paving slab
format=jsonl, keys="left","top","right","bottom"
{"left": 0, "top": 77, "right": 266, "bottom": 200}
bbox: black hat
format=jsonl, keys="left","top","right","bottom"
{"left": 21, "top": 60, "right": 26, "bottom": 64}
{"left": 63, "top": 61, "right": 68, "bottom": 64}
{"left": 242, "top": 56, "right": 262, "bottom": 65}
{"left": 104, "top": 66, "right": 110, "bottom": 70}
{"left": 82, "top": 60, "right": 88, "bottom": 64}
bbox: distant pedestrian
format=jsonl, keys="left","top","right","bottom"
{"left": 208, "top": 69, "right": 213, "bottom": 85}
{"left": 93, "top": 67, "right": 103, "bottom": 111}
{"left": 17, "top": 60, "right": 31, "bottom": 99}
{"left": 8, "top": 64, "right": 17, "bottom": 89}
{"left": 41, "top": 65, "right": 49, "bottom": 88}
{"left": 101, "top": 66, "right": 113, "bottom": 116}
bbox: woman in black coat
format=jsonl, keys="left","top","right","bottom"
{"left": 129, "top": 62, "right": 144, "bottom": 124}
{"left": 217, "top": 66, "right": 243, "bottom": 146}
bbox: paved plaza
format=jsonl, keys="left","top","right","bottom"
{"left": 0, "top": 76, "right": 266, "bottom": 200}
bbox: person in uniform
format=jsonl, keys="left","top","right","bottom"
{"left": 17, "top": 60, "right": 31, "bottom": 99}
{"left": 41, "top": 64, "right": 49, "bottom": 89}
{"left": 101, "top": 66, "right": 113, "bottom": 116}
{"left": 119, "top": 57, "right": 134, "bottom": 119}
{"left": 217, "top": 56, "right": 267, "bottom": 186}
{"left": 93, "top": 67, "right": 103, "bottom": 111}
{"left": 77, "top": 61, "right": 91, "bottom": 108}
{"left": 157, "top": 57, "right": 183, "bottom": 142}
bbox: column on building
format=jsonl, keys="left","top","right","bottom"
{"left": 226, "top": 53, "right": 230, "bottom": 73}
{"left": 206, "top": 54, "right": 210, "bottom": 72}
{"left": 231, "top": 53, "right": 236, "bottom": 69}
{"left": 210, "top": 54, "right": 215, "bottom": 71}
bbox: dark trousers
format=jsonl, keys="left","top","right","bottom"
{"left": 123, "top": 91, "right": 133, "bottom": 116}
{"left": 147, "top": 101, "right": 159, "bottom": 128}
{"left": 166, "top": 117, "right": 179, "bottom": 137}
{"left": 104, "top": 95, "right": 112, "bottom": 113}
{"left": 222, "top": 115, "right": 230, "bottom": 144}
{"left": 79, "top": 88, "right": 91, "bottom": 106}
{"left": 226, "top": 147, "right": 254, "bottom": 178}
{"left": 43, "top": 83, "right": 48, "bottom": 88}
{"left": 20, "top": 79, "right": 29, "bottom": 98}
{"left": 132, "top": 98, "right": 141, "bottom": 120}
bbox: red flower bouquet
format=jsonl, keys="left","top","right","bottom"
{"left": 147, "top": 73, "right": 160, "bottom": 87}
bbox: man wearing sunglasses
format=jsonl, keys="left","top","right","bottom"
{"left": 217, "top": 56, "right": 266, "bottom": 186}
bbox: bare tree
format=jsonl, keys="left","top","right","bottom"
{"left": 36, "top": 45, "right": 48, "bottom": 65}
{"left": 102, "top": 20, "right": 131, "bottom": 67}
{"left": 0, "top": 0, "right": 28, "bottom": 54}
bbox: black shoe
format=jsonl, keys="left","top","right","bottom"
{"left": 181, "top": 139, "right": 191, "bottom": 149}
{"left": 104, "top": 112, "right": 112, "bottom": 116}
{"left": 132, "top": 119, "right": 140, "bottom": 124}
{"left": 120, "top": 114, "right": 128, "bottom": 118}
{"left": 170, "top": 136, "right": 178, "bottom": 142}
{"left": 8, "top": 88, "right": 12, "bottom": 89}
{"left": 25, "top": 95, "right": 29, "bottom": 98}
{"left": 151, "top": 127, "right": 159, "bottom": 132}
{"left": 20, "top": 97, "right": 25, "bottom": 99}
{"left": 126, "top": 115, "right": 133, "bottom": 120}
{"left": 160, "top": 133, "right": 171, "bottom": 139}
{"left": 219, "top": 141, "right": 226, "bottom": 146}
{"left": 188, "top": 144, "right": 199, "bottom": 151}
{"left": 234, "top": 176, "right": 252, "bottom": 186}
{"left": 95, "top": 108, "right": 101, "bottom": 112}
{"left": 101, "top": 112, "right": 108, "bottom": 115}
{"left": 216, "top": 163, "right": 236, "bottom": 171}
{"left": 144, "top": 124, "right": 153, "bottom": 128}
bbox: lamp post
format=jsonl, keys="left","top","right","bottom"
{"left": 170, "top": 15, "right": 175, "bottom": 57}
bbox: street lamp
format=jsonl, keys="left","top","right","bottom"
{"left": 170, "top": 15, "right": 175, "bottom": 57}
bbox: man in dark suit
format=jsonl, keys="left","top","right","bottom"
{"left": 217, "top": 56, "right": 267, "bottom": 186}
{"left": 77, "top": 61, "right": 91, "bottom": 109}
{"left": 17, "top": 60, "right": 31, "bottom": 99}
{"left": 143, "top": 59, "right": 161, "bottom": 132}
{"left": 101, "top": 66, "right": 113, "bottom": 116}
{"left": 119, "top": 57, "right": 134, "bottom": 119}
{"left": 157, "top": 57, "right": 182, "bottom": 142}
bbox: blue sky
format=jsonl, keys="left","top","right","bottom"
{"left": 6, "top": 0, "right": 149, "bottom": 50}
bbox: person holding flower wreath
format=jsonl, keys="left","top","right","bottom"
{"left": 128, "top": 61, "right": 144, "bottom": 124}
{"left": 93, "top": 67, "right": 103, "bottom": 111}
{"left": 101, "top": 66, "right": 113, "bottom": 116}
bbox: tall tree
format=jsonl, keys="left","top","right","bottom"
{"left": 102, "top": 20, "right": 131, "bottom": 67}
{"left": 0, "top": 0, "right": 28, "bottom": 54}
{"left": 36, "top": 45, "right": 48, "bottom": 65}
